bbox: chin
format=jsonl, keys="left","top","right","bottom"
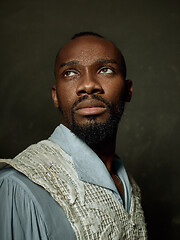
{"left": 70, "top": 115, "right": 119, "bottom": 146}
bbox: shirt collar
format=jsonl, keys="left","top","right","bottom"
{"left": 49, "top": 124, "right": 118, "bottom": 192}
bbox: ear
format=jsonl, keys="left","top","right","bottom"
{"left": 124, "top": 79, "right": 133, "bottom": 102}
{"left": 51, "top": 85, "right": 59, "bottom": 108}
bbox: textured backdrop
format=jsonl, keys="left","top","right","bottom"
{"left": 0, "top": 0, "right": 179, "bottom": 239}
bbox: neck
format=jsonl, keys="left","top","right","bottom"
{"left": 90, "top": 133, "right": 117, "bottom": 172}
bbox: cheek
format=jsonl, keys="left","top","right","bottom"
{"left": 104, "top": 81, "right": 125, "bottom": 104}
{"left": 56, "top": 84, "right": 76, "bottom": 110}
{"left": 58, "top": 96, "right": 73, "bottom": 115}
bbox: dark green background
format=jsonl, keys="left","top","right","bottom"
{"left": 0, "top": 0, "right": 179, "bottom": 239}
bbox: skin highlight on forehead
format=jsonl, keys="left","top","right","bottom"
{"left": 54, "top": 35, "right": 126, "bottom": 80}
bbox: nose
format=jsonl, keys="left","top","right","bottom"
{"left": 76, "top": 72, "right": 103, "bottom": 96}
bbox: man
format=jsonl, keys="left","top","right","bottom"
{"left": 0, "top": 32, "right": 147, "bottom": 239}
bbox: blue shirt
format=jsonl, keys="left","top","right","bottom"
{"left": 0, "top": 124, "right": 132, "bottom": 240}
{"left": 49, "top": 124, "right": 132, "bottom": 212}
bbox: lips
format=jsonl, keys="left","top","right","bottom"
{"left": 74, "top": 99, "right": 107, "bottom": 116}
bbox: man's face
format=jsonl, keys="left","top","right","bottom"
{"left": 52, "top": 36, "right": 132, "bottom": 145}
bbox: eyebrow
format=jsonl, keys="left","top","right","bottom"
{"left": 95, "top": 58, "right": 119, "bottom": 65}
{"left": 59, "top": 58, "right": 120, "bottom": 69}
{"left": 59, "top": 60, "right": 79, "bottom": 69}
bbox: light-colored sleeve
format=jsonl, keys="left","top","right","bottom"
{"left": 0, "top": 168, "right": 50, "bottom": 240}
{"left": 0, "top": 168, "right": 76, "bottom": 240}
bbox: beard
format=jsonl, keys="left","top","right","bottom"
{"left": 59, "top": 94, "right": 125, "bottom": 147}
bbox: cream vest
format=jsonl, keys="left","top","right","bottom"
{"left": 0, "top": 140, "right": 147, "bottom": 240}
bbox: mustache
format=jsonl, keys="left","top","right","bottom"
{"left": 71, "top": 95, "right": 111, "bottom": 112}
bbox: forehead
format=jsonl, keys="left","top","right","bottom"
{"left": 56, "top": 36, "right": 122, "bottom": 66}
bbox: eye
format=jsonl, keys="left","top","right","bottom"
{"left": 63, "top": 70, "right": 79, "bottom": 77}
{"left": 99, "top": 67, "right": 114, "bottom": 74}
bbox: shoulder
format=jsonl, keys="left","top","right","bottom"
{"left": 15, "top": 140, "right": 71, "bottom": 160}
{"left": 0, "top": 166, "right": 16, "bottom": 179}
{"left": 0, "top": 167, "right": 31, "bottom": 192}
{"left": 0, "top": 167, "right": 51, "bottom": 239}
{"left": 0, "top": 167, "right": 49, "bottom": 218}
{"left": 11, "top": 140, "right": 72, "bottom": 169}
{"left": 0, "top": 163, "right": 76, "bottom": 239}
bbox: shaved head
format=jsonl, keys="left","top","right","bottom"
{"left": 54, "top": 32, "right": 126, "bottom": 80}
